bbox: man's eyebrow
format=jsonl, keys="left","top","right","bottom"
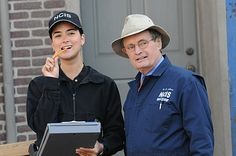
{"left": 126, "top": 39, "right": 147, "bottom": 45}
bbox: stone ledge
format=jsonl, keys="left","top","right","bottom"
{"left": 0, "top": 140, "right": 34, "bottom": 156}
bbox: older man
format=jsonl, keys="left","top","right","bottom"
{"left": 112, "top": 14, "right": 214, "bottom": 156}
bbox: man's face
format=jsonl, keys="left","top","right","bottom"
{"left": 51, "top": 22, "right": 85, "bottom": 60}
{"left": 122, "top": 31, "right": 162, "bottom": 74}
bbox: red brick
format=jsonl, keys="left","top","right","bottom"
{"left": 10, "top": 30, "right": 30, "bottom": 38}
{"left": 14, "top": 78, "right": 32, "bottom": 86}
{"left": 17, "top": 135, "right": 27, "bottom": 142}
{"left": 44, "top": 1, "right": 65, "bottom": 9}
{"left": 13, "top": 59, "right": 30, "bottom": 67}
{"left": 17, "top": 125, "right": 32, "bottom": 133}
{"left": 0, "top": 133, "right": 6, "bottom": 141}
{"left": 32, "top": 29, "right": 48, "bottom": 37}
{"left": 12, "top": 49, "right": 30, "bottom": 57}
{"left": 32, "top": 48, "right": 52, "bottom": 56}
{"left": 14, "top": 2, "right": 42, "bottom": 10}
{"left": 9, "top": 12, "right": 29, "bottom": 20}
{"left": 17, "top": 105, "right": 26, "bottom": 113}
{"left": 32, "top": 58, "right": 46, "bottom": 66}
{"left": 15, "top": 39, "right": 43, "bottom": 47}
{"left": 16, "top": 87, "right": 28, "bottom": 95}
{"left": 15, "top": 115, "right": 26, "bottom": 123}
{"left": 31, "top": 10, "right": 51, "bottom": 18}
{"left": 14, "top": 96, "right": 27, "bottom": 104}
{"left": 0, "top": 114, "right": 5, "bottom": 120}
{"left": 14, "top": 20, "right": 42, "bottom": 29}
{"left": 17, "top": 68, "right": 41, "bottom": 76}
{"left": 0, "top": 96, "right": 4, "bottom": 104}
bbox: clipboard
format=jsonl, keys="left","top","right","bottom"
{"left": 37, "top": 121, "right": 101, "bottom": 156}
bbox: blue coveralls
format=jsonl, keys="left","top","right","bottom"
{"left": 124, "top": 55, "right": 214, "bottom": 156}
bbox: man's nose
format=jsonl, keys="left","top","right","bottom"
{"left": 134, "top": 45, "right": 142, "bottom": 55}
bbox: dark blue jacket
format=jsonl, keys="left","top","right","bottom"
{"left": 124, "top": 55, "right": 214, "bottom": 156}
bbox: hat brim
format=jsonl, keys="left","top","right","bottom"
{"left": 49, "top": 19, "right": 83, "bottom": 37}
{"left": 112, "top": 25, "right": 170, "bottom": 58}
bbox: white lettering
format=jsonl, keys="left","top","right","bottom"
{"left": 156, "top": 88, "right": 173, "bottom": 103}
{"left": 156, "top": 97, "right": 169, "bottom": 102}
{"left": 158, "top": 91, "right": 171, "bottom": 98}
{"left": 54, "top": 13, "right": 72, "bottom": 21}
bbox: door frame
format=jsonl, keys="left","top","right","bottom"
{"left": 196, "top": 1, "right": 232, "bottom": 156}
{"left": 67, "top": 0, "right": 232, "bottom": 155}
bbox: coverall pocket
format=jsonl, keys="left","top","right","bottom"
{"left": 144, "top": 101, "right": 177, "bottom": 133}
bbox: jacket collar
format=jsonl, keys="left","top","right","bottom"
{"left": 59, "top": 65, "right": 104, "bottom": 84}
{"left": 134, "top": 54, "right": 171, "bottom": 81}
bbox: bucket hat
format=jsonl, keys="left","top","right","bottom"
{"left": 112, "top": 14, "right": 170, "bottom": 58}
{"left": 48, "top": 11, "right": 83, "bottom": 38}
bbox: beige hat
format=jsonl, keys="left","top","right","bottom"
{"left": 112, "top": 14, "right": 170, "bottom": 58}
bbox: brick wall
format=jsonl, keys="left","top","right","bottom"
{"left": 0, "top": 0, "right": 66, "bottom": 144}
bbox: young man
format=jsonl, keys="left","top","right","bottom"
{"left": 27, "top": 11, "right": 124, "bottom": 156}
{"left": 112, "top": 14, "right": 214, "bottom": 155}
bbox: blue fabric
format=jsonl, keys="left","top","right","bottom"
{"left": 124, "top": 55, "right": 214, "bottom": 156}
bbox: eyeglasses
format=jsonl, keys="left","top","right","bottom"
{"left": 122, "top": 38, "right": 154, "bottom": 53}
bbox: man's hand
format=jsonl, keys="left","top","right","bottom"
{"left": 75, "top": 141, "right": 104, "bottom": 156}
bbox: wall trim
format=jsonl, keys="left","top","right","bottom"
{"left": 196, "top": 0, "right": 232, "bottom": 156}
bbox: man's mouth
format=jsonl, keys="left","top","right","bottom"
{"left": 136, "top": 56, "right": 147, "bottom": 61}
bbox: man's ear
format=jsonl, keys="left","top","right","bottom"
{"left": 156, "top": 38, "right": 162, "bottom": 49}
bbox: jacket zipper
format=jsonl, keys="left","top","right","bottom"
{"left": 72, "top": 93, "right": 76, "bottom": 121}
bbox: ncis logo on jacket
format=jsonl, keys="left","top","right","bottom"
{"left": 156, "top": 88, "right": 173, "bottom": 110}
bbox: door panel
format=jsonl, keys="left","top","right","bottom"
{"left": 81, "top": 0, "right": 136, "bottom": 79}
{"left": 80, "top": 1, "right": 198, "bottom": 155}
{"left": 81, "top": 0, "right": 198, "bottom": 77}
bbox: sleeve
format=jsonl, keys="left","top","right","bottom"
{"left": 26, "top": 76, "right": 60, "bottom": 145}
{"left": 181, "top": 76, "right": 214, "bottom": 156}
{"left": 99, "top": 80, "right": 125, "bottom": 155}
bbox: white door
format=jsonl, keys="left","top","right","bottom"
{"left": 80, "top": 0, "right": 198, "bottom": 155}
